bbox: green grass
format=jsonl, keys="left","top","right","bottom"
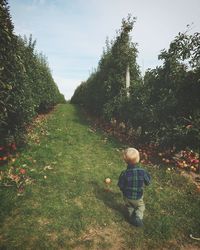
{"left": 0, "top": 104, "right": 200, "bottom": 250}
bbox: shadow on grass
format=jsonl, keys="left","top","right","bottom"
{"left": 72, "top": 105, "right": 124, "bottom": 148}
{"left": 91, "top": 181, "right": 129, "bottom": 223}
{"left": 72, "top": 105, "right": 91, "bottom": 126}
{"left": 0, "top": 188, "right": 18, "bottom": 225}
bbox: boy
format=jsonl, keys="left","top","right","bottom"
{"left": 118, "top": 148, "right": 151, "bottom": 227}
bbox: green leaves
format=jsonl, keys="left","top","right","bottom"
{"left": 0, "top": 1, "right": 65, "bottom": 146}
{"left": 161, "top": 29, "right": 200, "bottom": 68}
{"left": 71, "top": 15, "right": 141, "bottom": 117}
{"left": 71, "top": 18, "right": 200, "bottom": 150}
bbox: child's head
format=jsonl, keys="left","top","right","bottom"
{"left": 123, "top": 148, "right": 140, "bottom": 165}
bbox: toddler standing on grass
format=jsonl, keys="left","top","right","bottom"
{"left": 118, "top": 148, "right": 151, "bottom": 227}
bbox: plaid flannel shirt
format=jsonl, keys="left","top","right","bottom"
{"left": 118, "top": 164, "right": 151, "bottom": 200}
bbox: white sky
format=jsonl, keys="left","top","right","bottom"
{"left": 9, "top": 0, "right": 200, "bottom": 100}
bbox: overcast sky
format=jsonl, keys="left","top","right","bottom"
{"left": 9, "top": 0, "right": 200, "bottom": 100}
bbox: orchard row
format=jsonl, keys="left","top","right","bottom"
{"left": 0, "top": 0, "right": 65, "bottom": 147}
{"left": 71, "top": 15, "right": 200, "bottom": 151}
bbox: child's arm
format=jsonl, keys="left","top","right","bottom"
{"left": 144, "top": 170, "right": 151, "bottom": 186}
{"left": 117, "top": 171, "right": 126, "bottom": 192}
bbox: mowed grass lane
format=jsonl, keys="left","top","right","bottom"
{"left": 0, "top": 104, "right": 200, "bottom": 250}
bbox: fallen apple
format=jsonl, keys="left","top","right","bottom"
{"left": 104, "top": 178, "right": 111, "bottom": 184}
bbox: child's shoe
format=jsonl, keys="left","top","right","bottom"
{"left": 130, "top": 215, "right": 143, "bottom": 227}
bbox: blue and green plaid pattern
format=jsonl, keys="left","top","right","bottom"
{"left": 118, "top": 164, "right": 151, "bottom": 200}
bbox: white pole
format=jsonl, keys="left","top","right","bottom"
{"left": 126, "top": 64, "right": 130, "bottom": 97}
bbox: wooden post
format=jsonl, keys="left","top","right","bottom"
{"left": 126, "top": 64, "right": 130, "bottom": 97}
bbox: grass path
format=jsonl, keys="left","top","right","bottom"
{"left": 0, "top": 104, "right": 200, "bottom": 250}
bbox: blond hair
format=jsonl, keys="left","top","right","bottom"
{"left": 123, "top": 148, "right": 140, "bottom": 165}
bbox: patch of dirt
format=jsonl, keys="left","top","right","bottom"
{"left": 74, "top": 197, "right": 84, "bottom": 208}
{"left": 162, "top": 239, "right": 200, "bottom": 250}
{"left": 30, "top": 201, "right": 41, "bottom": 209}
{"left": 46, "top": 232, "right": 58, "bottom": 242}
{"left": 37, "top": 217, "right": 51, "bottom": 226}
{"left": 180, "top": 244, "right": 200, "bottom": 250}
{"left": 62, "top": 228, "right": 75, "bottom": 238}
{"left": 180, "top": 171, "right": 200, "bottom": 192}
{"left": 74, "top": 224, "right": 125, "bottom": 250}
